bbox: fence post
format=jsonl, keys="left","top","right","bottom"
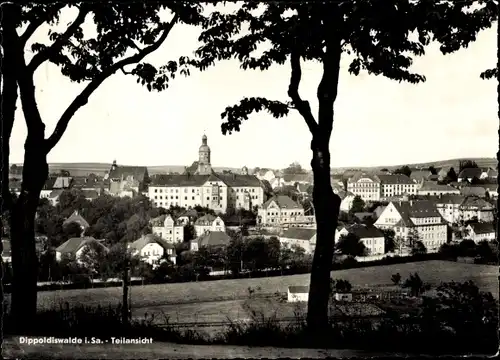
{"left": 122, "top": 264, "right": 130, "bottom": 325}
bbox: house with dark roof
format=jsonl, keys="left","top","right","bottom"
{"left": 460, "top": 186, "right": 487, "bottom": 198}
{"left": 483, "top": 168, "right": 498, "bottom": 180}
{"left": 150, "top": 214, "right": 184, "bottom": 244}
{"left": 426, "top": 194, "right": 466, "bottom": 223}
{"left": 337, "top": 224, "right": 385, "bottom": 255}
{"left": 190, "top": 231, "right": 232, "bottom": 251}
{"left": 106, "top": 160, "right": 149, "bottom": 197}
{"left": 48, "top": 189, "right": 64, "bottom": 205}
{"left": 374, "top": 199, "right": 447, "bottom": 253}
{"left": 40, "top": 177, "right": 57, "bottom": 199}
{"left": 483, "top": 184, "right": 498, "bottom": 199}
{"left": 129, "top": 234, "right": 176, "bottom": 266}
{"left": 466, "top": 223, "right": 496, "bottom": 243}
{"left": 55, "top": 236, "right": 108, "bottom": 262}
{"left": 257, "top": 195, "right": 305, "bottom": 227}
{"left": 417, "top": 181, "right": 461, "bottom": 196}
{"left": 410, "top": 170, "right": 432, "bottom": 183}
{"left": 457, "top": 168, "right": 482, "bottom": 183}
{"left": 279, "top": 228, "right": 316, "bottom": 253}
{"left": 63, "top": 210, "right": 90, "bottom": 235}
{"left": 459, "top": 197, "right": 495, "bottom": 223}
{"left": 335, "top": 189, "right": 356, "bottom": 212}
{"left": 194, "top": 214, "right": 225, "bottom": 236}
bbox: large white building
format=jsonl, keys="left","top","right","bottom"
{"left": 148, "top": 135, "right": 266, "bottom": 212}
{"left": 347, "top": 173, "right": 381, "bottom": 202}
{"left": 374, "top": 200, "right": 448, "bottom": 253}
{"left": 378, "top": 174, "right": 418, "bottom": 200}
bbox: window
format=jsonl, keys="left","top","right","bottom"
{"left": 192, "top": 196, "right": 195, "bottom": 200}
{"left": 192, "top": 189, "right": 195, "bottom": 193}
{"left": 154, "top": 189, "right": 158, "bottom": 193}
{"left": 184, "top": 196, "right": 187, "bottom": 200}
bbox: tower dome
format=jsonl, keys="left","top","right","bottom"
{"left": 199, "top": 134, "right": 210, "bottom": 152}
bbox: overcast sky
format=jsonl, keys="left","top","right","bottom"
{"left": 10, "top": 11, "right": 498, "bottom": 170}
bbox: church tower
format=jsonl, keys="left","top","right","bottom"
{"left": 196, "top": 134, "right": 212, "bottom": 175}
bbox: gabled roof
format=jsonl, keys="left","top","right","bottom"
{"left": 336, "top": 189, "right": 355, "bottom": 200}
{"left": 109, "top": 165, "right": 148, "bottom": 181}
{"left": 49, "top": 189, "right": 64, "bottom": 198}
{"left": 195, "top": 214, "right": 218, "bottom": 225}
{"left": 43, "top": 177, "right": 57, "bottom": 190}
{"left": 196, "top": 231, "right": 231, "bottom": 247}
{"left": 346, "top": 224, "right": 384, "bottom": 239}
{"left": 82, "top": 189, "right": 99, "bottom": 199}
{"left": 55, "top": 236, "right": 106, "bottom": 254}
{"left": 282, "top": 174, "right": 312, "bottom": 183}
{"left": 151, "top": 174, "right": 210, "bottom": 187}
{"left": 410, "top": 170, "right": 432, "bottom": 182}
{"left": 460, "top": 197, "right": 494, "bottom": 210}
{"left": 297, "top": 183, "right": 309, "bottom": 192}
{"left": 468, "top": 222, "right": 495, "bottom": 235}
{"left": 63, "top": 211, "right": 90, "bottom": 229}
{"left": 129, "top": 234, "right": 174, "bottom": 252}
{"left": 377, "top": 174, "right": 414, "bottom": 185}
{"left": 281, "top": 228, "right": 316, "bottom": 240}
{"left": 353, "top": 212, "right": 374, "bottom": 221}
{"left": 262, "top": 195, "right": 302, "bottom": 210}
{"left": 216, "top": 173, "right": 263, "bottom": 187}
{"left": 427, "top": 194, "right": 465, "bottom": 205}
{"left": 53, "top": 176, "right": 73, "bottom": 189}
{"left": 486, "top": 168, "right": 498, "bottom": 178}
{"left": 288, "top": 285, "right": 309, "bottom": 294}
{"left": 393, "top": 200, "right": 441, "bottom": 219}
{"left": 460, "top": 186, "right": 486, "bottom": 197}
{"left": 458, "top": 168, "right": 482, "bottom": 179}
{"left": 347, "top": 172, "right": 380, "bottom": 183}
{"left": 418, "top": 181, "right": 460, "bottom": 192}
{"left": 180, "top": 209, "right": 198, "bottom": 218}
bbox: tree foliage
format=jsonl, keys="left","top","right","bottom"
{"left": 337, "top": 233, "right": 367, "bottom": 257}
{"left": 350, "top": 195, "right": 366, "bottom": 214}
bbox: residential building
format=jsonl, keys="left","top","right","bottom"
{"left": 353, "top": 212, "right": 375, "bottom": 223}
{"left": 374, "top": 200, "right": 447, "bottom": 252}
{"left": 63, "top": 210, "right": 90, "bottom": 235}
{"left": 48, "top": 189, "right": 64, "bottom": 205}
{"left": 410, "top": 170, "right": 432, "bottom": 183}
{"left": 128, "top": 234, "right": 176, "bottom": 266}
{"left": 347, "top": 173, "right": 381, "bottom": 202}
{"left": 282, "top": 173, "right": 313, "bottom": 187}
{"left": 194, "top": 214, "right": 226, "bottom": 236}
{"left": 269, "top": 177, "right": 286, "bottom": 189}
{"left": 255, "top": 169, "right": 276, "bottom": 183}
{"left": 287, "top": 286, "right": 309, "bottom": 302}
{"left": 437, "top": 167, "right": 451, "bottom": 181}
{"left": 55, "top": 236, "right": 108, "bottom": 262}
{"left": 457, "top": 168, "right": 482, "bottom": 182}
{"left": 53, "top": 176, "right": 73, "bottom": 190}
{"left": 147, "top": 135, "right": 265, "bottom": 212}
{"left": 40, "top": 177, "right": 57, "bottom": 199}
{"left": 257, "top": 196, "right": 305, "bottom": 226}
{"left": 459, "top": 197, "right": 495, "bottom": 223}
{"left": 279, "top": 228, "right": 316, "bottom": 253}
{"left": 417, "top": 181, "right": 461, "bottom": 196}
{"left": 336, "top": 189, "right": 355, "bottom": 212}
{"left": 105, "top": 160, "right": 149, "bottom": 196}
{"left": 190, "top": 231, "right": 232, "bottom": 251}
{"left": 336, "top": 224, "right": 385, "bottom": 255}
{"left": 373, "top": 205, "right": 387, "bottom": 220}
{"left": 460, "top": 186, "right": 487, "bottom": 198}
{"left": 378, "top": 174, "right": 417, "bottom": 200}
{"left": 466, "top": 223, "right": 496, "bottom": 243}
{"left": 150, "top": 214, "right": 185, "bottom": 244}
{"left": 429, "top": 195, "right": 465, "bottom": 223}
{"left": 484, "top": 168, "right": 498, "bottom": 180}
{"left": 484, "top": 184, "right": 498, "bottom": 199}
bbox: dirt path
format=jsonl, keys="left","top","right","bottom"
{"left": 2, "top": 336, "right": 400, "bottom": 359}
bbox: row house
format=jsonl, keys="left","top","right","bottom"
{"left": 378, "top": 174, "right": 417, "bottom": 200}
{"left": 374, "top": 200, "right": 447, "bottom": 253}
{"left": 148, "top": 173, "right": 265, "bottom": 212}
{"left": 347, "top": 173, "right": 381, "bottom": 202}
{"left": 150, "top": 214, "right": 185, "bottom": 244}
{"left": 417, "top": 181, "right": 461, "bottom": 196}
{"left": 336, "top": 224, "right": 385, "bottom": 255}
{"left": 257, "top": 195, "right": 305, "bottom": 227}
{"left": 105, "top": 160, "right": 149, "bottom": 197}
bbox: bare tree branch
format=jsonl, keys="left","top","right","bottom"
{"left": 287, "top": 50, "right": 318, "bottom": 135}
{"left": 44, "top": 14, "right": 180, "bottom": 153}
{"left": 27, "top": 6, "right": 90, "bottom": 73}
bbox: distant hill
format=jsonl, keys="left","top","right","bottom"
{"left": 11, "top": 157, "right": 496, "bottom": 178}
{"left": 330, "top": 157, "right": 497, "bottom": 174}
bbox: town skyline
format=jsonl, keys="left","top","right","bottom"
{"left": 9, "top": 10, "right": 497, "bottom": 169}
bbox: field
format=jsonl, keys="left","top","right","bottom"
{"left": 29, "top": 261, "right": 498, "bottom": 314}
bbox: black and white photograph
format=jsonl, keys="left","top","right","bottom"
{"left": 1, "top": 1, "right": 498, "bottom": 358}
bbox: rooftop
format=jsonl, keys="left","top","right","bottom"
{"left": 281, "top": 228, "right": 316, "bottom": 240}
{"left": 263, "top": 195, "right": 302, "bottom": 210}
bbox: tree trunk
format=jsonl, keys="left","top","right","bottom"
{"left": 306, "top": 141, "right": 341, "bottom": 332}
{"left": 9, "top": 143, "right": 48, "bottom": 327}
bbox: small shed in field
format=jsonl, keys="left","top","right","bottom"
{"left": 287, "top": 286, "right": 309, "bottom": 302}
{"left": 333, "top": 292, "right": 353, "bottom": 302}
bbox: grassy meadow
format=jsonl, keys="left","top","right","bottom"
{"left": 27, "top": 261, "right": 498, "bottom": 313}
